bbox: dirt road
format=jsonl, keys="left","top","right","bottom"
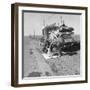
{"left": 24, "top": 36, "right": 80, "bottom": 77}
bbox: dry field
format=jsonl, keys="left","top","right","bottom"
{"left": 24, "top": 35, "right": 80, "bottom": 77}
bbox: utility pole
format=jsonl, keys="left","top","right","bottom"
{"left": 43, "top": 18, "right": 45, "bottom": 27}
{"left": 33, "top": 29, "right": 35, "bottom": 38}
{"left": 63, "top": 20, "right": 65, "bottom": 24}
{"left": 60, "top": 16, "right": 63, "bottom": 25}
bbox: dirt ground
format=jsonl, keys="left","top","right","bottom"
{"left": 24, "top": 36, "right": 80, "bottom": 77}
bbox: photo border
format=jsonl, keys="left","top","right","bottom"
{"left": 11, "top": 3, "right": 88, "bottom": 87}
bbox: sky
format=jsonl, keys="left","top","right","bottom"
{"left": 23, "top": 11, "right": 81, "bottom": 36}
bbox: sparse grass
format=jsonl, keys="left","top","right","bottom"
{"left": 45, "top": 52, "right": 80, "bottom": 76}
{"left": 24, "top": 36, "right": 80, "bottom": 77}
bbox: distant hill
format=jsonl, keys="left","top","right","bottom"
{"left": 25, "top": 34, "right": 80, "bottom": 42}
{"left": 29, "top": 35, "right": 42, "bottom": 40}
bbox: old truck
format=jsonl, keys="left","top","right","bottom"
{"left": 40, "top": 23, "right": 80, "bottom": 57}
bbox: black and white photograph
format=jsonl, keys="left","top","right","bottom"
{"left": 23, "top": 12, "right": 81, "bottom": 78}
{"left": 11, "top": 3, "right": 88, "bottom": 87}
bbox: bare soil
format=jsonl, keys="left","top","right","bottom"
{"left": 24, "top": 36, "right": 80, "bottom": 77}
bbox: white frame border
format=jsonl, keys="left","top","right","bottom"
{"left": 18, "top": 6, "right": 86, "bottom": 84}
